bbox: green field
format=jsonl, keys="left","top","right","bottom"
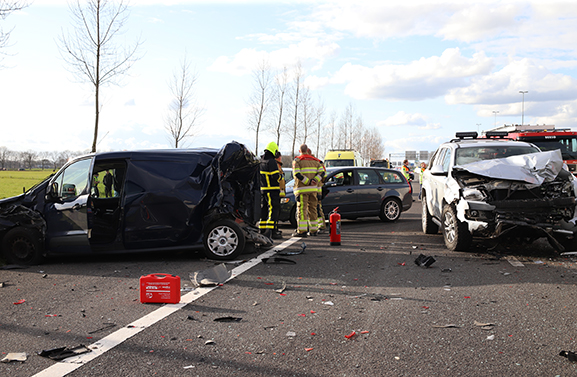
{"left": 0, "top": 170, "right": 56, "bottom": 199}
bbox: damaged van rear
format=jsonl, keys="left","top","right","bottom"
{"left": 0, "top": 142, "right": 271, "bottom": 265}
{"left": 421, "top": 132, "right": 577, "bottom": 252}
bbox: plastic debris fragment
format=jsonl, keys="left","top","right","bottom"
{"left": 344, "top": 331, "right": 356, "bottom": 339}
{"left": 190, "top": 264, "right": 231, "bottom": 287}
{"left": 1, "top": 353, "right": 27, "bottom": 363}
{"left": 214, "top": 317, "right": 242, "bottom": 322}
{"left": 414, "top": 254, "right": 436, "bottom": 267}
{"left": 560, "top": 350, "right": 577, "bottom": 362}
{"left": 13, "top": 299, "right": 25, "bottom": 305}
{"left": 38, "top": 345, "right": 91, "bottom": 361}
{"left": 274, "top": 281, "right": 287, "bottom": 293}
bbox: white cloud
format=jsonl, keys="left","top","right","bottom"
{"left": 331, "top": 48, "right": 493, "bottom": 100}
{"left": 378, "top": 111, "right": 428, "bottom": 127}
{"left": 208, "top": 39, "right": 340, "bottom": 76}
{"left": 447, "top": 59, "right": 577, "bottom": 107}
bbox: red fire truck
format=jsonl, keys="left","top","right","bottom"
{"left": 484, "top": 124, "right": 577, "bottom": 175}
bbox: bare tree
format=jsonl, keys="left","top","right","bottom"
{"left": 314, "top": 99, "right": 325, "bottom": 157}
{"left": 269, "top": 66, "right": 289, "bottom": 147}
{"left": 0, "top": 0, "right": 29, "bottom": 65}
{"left": 0, "top": 146, "right": 12, "bottom": 169}
{"left": 327, "top": 110, "right": 337, "bottom": 151}
{"left": 165, "top": 55, "right": 203, "bottom": 148}
{"left": 20, "top": 150, "right": 36, "bottom": 170}
{"left": 246, "top": 59, "right": 272, "bottom": 154}
{"left": 58, "top": 0, "right": 142, "bottom": 153}
{"left": 361, "top": 127, "right": 384, "bottom": 161}
{"left": 338, "top": 103, "right": 355, "bottom": 149}
{"left": 289, "top": 62, "right": 304, "bottom": 158}
{"left": 299, "top": 86, "right": 316, "bottom": 146}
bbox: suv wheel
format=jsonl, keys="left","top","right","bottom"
{"left": 2, "top": 227, "right": 44, "bottom": 265}
{"left": 421, "top": 194, "right": 439, "bottom": 234}
{"left": 379, "top": 197, "right": 401, "bottom": 222}
{"left": 203, "top": 219, "right": 246, "bottom": 260}
{"left": 442, "top": 204, "right": 471, "bottom": 251}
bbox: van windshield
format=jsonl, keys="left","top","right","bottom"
{"left": 325, "top": 159, "right": 354, "bottom": 167}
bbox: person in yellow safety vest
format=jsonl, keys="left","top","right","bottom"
{"left": 401, "top": 159, "right": 412, "bottom": 182}
{"left": 274, "top": 151, "right": 285, "bottom": 239}
{"left": 258, "top": 142, "right": 282, "bottom": 239}
{"left": 418, "top": 162, "right": 426, "bottom": 200}
{"left": 292, "top": 143, "right": 324, "bottom": 237}
{"left": 311, "top": 150, "right": 327, "bottom": 233}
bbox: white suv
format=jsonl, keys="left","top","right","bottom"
{"left": 421, "top": 132, "right": 577, "bottom": 251}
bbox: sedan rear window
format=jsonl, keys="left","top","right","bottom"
{"left": 378, "top": 170, "right": 404, "bottom": 183}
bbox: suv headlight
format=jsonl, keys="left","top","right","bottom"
{"left": 462, "top": 188, "right": 485, "bottom": 201}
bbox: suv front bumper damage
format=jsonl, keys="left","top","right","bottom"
{"left": 451, "top": 150, "right": 577, "bottom": 250}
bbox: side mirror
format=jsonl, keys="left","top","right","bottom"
{"left": 326, "top": 181, "right": 337, "bottom": 188}
{"left": 45, "top": 182, "right": 59, "bottom": 202}
{"left": 430, "top": 165, "right": 448, "bottom": 176}
{"left": 62, "top": 183, "right": 77, "bottom": 199}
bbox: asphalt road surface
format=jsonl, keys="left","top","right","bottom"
{"left": 2, "top": 188, "right": 577, "bottom": 376}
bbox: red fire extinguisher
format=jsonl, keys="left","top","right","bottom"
{"left": 329, "top": 207, "right": 341, "bottom": 246}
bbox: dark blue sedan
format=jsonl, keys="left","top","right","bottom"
{"left": 279, "top": 167, "right": 413, "bottom": 227}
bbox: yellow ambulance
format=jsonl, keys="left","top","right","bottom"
{"left": 323, "top": 150, "right": 363, "bottom": 167}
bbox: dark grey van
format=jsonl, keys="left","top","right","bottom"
{"left": 0, "top": 142, "right": 270, "bottom": 264}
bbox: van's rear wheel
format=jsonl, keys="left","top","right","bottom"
{"left": 203, "top": 219, "right": 245, "bottom": 260}
{"left": 2, "top": 227, "right": 44, "bottom": 265}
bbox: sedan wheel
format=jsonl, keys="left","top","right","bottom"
{"left": 379, "top": 198, "right": 401, "bottom": 222}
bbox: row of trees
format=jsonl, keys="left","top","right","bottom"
{"left": 246, "top": 61, "right": 385, "bottom": 161}
{"left": 2, "top": 1, "right": 383, "bottom": 162}
{"left": 0, "top": 146, "right": 86, "bottom": 171}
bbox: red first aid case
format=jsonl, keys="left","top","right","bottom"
{"left": 139, "top": 273, "right": 181, "bottom": 304}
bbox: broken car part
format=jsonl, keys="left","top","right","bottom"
{"left": 38, "top": 345, "right": 91, "bottom": 361}
{"left": 414, "top": 254, "right": 436, "bottom": 267}
{"left": 190, "top": 264, "right": 231, "bottom": 287}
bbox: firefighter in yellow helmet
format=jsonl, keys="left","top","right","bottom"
{"left": 258, "top": 142, "right": 282, "bottom": 239}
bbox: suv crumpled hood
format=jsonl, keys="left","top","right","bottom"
{"left": 453, "top": 150, "right": 565, "bottom": 187}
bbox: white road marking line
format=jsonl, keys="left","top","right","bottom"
{"left": 33, "top": 238, "right": 298, "bottom": 377}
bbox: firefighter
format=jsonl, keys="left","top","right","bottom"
{"left": 274, "top": 151, "right": 285, "bottom": 239}
{"left": 258, "top": 142, "right": 282, "bottom": 239}
{"left": 402, "top": 159, "right": 412, "bottom": 182}
{"left": 292, "top": 144, "right": 324, "bottom": 237}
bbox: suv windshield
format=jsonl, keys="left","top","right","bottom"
{"left": 455, "top": 146, "right": 540, "bottom": 165}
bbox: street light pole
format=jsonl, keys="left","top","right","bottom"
{"left": 519, "top": 90, "right": 528, "bottom": 126}
{"left": 493, "top": 111, "right": 499, "bottom": 127}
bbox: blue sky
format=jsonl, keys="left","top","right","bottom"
{"left": 1, "top": 0, "right": 577, "bottom": 159}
